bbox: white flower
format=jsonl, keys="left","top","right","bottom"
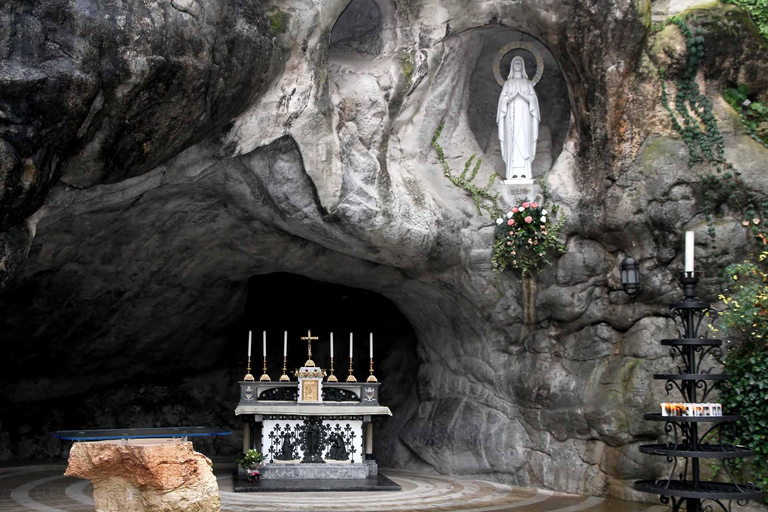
{"left": 541, "top": 209, "right": 548, "bottom": 215}
{"left": 519, "top": 206, "right": 525, "bottom": 212}
{"left": 506, "top": 212, "right": 513, "bottom": 219}
{"left": 743, "top": 99, "right": 752, "bottom": 107}
{"left": 541, "top": 216, "right": 547, "bottom": 223}
{"left": 496, "top": 218, "right": 503, "bottom": 225}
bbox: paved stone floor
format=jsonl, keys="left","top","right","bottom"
{"left": 0, "top": 464, "right": 666, "bottom": 511}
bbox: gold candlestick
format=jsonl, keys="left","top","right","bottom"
{"left": 346, "top": 357, "right": 357, "bottom": 382}
{"left": 366, "top": 357, "right": 377, "bottom": 383}
{"left": 327, "top": 357, "right": 338, "bottom": 382}
{"left": 259, "top": 356, "right": 271, "bottom": 381}
{"left": 279, "top": 356, "right": 290, "bottom": 381}
{"left": 244, "top": 356, "right": 255, "bottom": 381}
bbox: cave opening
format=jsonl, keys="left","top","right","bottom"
{"left": 0, "top": 271, "right": 421, "bottom": 467}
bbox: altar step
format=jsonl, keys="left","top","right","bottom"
{"left": 233, "top": 473, "right": 402, "bottom": 492}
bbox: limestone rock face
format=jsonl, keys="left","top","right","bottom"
{"left": 0, "top": 0, "right": 276, "bottom": 287}
{"left": 2, "top": 0, "right": 768, "bottom": 503}
{"left": 65, "top": 440, "right": 220, "bottom": 512}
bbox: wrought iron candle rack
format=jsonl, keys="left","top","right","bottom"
{"left": 634, "top": 272, "right": 763, "bottom": 511}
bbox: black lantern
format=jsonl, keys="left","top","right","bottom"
{"left": 621, "top": 256, "right": 641, "bottom": 296}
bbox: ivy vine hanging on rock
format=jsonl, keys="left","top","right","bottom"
{"left": 659, "top": 14, "right": 768, "bottom": 243}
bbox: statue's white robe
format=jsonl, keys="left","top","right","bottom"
{"left": 496, "top": 76, "right": 540, "bottom": 180}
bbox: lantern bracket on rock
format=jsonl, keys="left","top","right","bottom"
{"left": 621, "top": 256, "right": 641, "bottom": 297}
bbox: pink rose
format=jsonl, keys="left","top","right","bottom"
{"left": 525, "top": 216, "right": 533, "bottom": 223}
{"left": 509, "top": 231, "right": 514, "bottom": 235}
{"left": 512, "top": 208, "right": 518, "bottom": 213}
{"left": 507, "top": 241, "right": 512, "bottom": 246}
{"left": 531, "top": 202, "right": 538, "bottom": 208}
{"left": 522, "top": 202, "right": 530, "bottom": 208}
{"left": 507, "top": 219, "right": 514, "bottom": 226}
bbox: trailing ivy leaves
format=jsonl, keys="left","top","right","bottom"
{"left": 659, "top": 15, "right": 765, "bottom": 241}
{"left": 724, "top": 84, "right": 768, "bottom": 148}
{"left": 431, "top": 123, "right": 503, "bottom": 219}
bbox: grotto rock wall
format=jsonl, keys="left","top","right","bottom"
{"left": 2, "top": 0, "right": 768, "bottom": 502}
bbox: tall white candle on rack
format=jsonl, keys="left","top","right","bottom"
{"left": 283, "top": 331, "right": 287, "bottom": 357}
{"left": 248, "top": 331, "right": 252, "bottom": 357}
{"left": 369, "top": 333, "right": 373, "bottom": 358}
{"left": 685, "top": 231, "right": 695, "bottom": 272}
{"left": 349, "top": 333, "right": 353, "bottom": 358}
{"left": 262, "top": 331, "right": 266, "bottom": 356}
{"left": 330, "top": 333, "right": 334, "bottom": 358}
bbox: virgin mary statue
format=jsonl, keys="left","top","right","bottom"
{"left": 496, "top": 55, "right": 540, "bottom": 181}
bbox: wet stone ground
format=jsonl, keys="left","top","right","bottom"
{"left": 0, "top": 463, "right": 665, "bottom": 512}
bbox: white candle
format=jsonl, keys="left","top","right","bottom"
{"left": 685, "top": 231, "right": 695, "bottom": 272}
{"left": 283, "top": 331, "right": 287, "bottom": 357}
{"left": 349, "top": 333, "right": 353, "bottom": 358}
{"left": 262, "top": 331, "right": 266, "bottom": 357}
{"left": 369, "top": 333, "right": 373, "bottom": 358}
{"left": 248, "top": 331, "right": 252, "bottom": 357}
{"left": 330, "top": 332, "right": 334, "bottom": 358}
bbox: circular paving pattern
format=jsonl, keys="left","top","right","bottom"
{"left": 0, "top": 465, "right": 665, "bottom": 512}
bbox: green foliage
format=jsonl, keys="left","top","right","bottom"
{"left": 431, "top": 124, "right": 566, "bottom": 276}
{"left": 722, "top": 0, "right": 768, "bottom": 40}
{"left": 268, "top": 10, "right": 289, "bottom": 34}
{"left": 659, "top": 16, "right": 768, "bottom": 243}
{"left": 238, "top": 449, "right": 264, "bottom": 469}
{"left": 400, "top": 52, "right": 415, "bottom": 86}
{"left": 492, "top": 203, "right": 566, "bottom": 275}
{"left": 724, "top": 84, "right": 768, "bottom": 148}
{"left": 431, "top": 123, "right": 503, "bottom": 219}
{"left": 716, "top": 254, "right": 768, "bottom": 488}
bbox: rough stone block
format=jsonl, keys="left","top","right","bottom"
{"left": 65, "top": 439, "right": 220, "bottom": 512}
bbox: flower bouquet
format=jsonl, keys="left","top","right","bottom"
{"left": 492, "top": 201, "right": 565, "bottom": 274}
{"left": 238, "top": 449, "right": 265, "bottom": 483}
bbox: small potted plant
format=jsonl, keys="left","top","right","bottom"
{"left": 237, "top": 449, "right": 265, "bottom": 483}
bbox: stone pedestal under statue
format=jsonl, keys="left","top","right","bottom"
{"left": 65, "top": 438, "right": 220, "bottom": 512}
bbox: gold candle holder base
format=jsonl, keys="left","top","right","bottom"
{"left": 279, "top": 357, "right": 290, "bottom": 381}
{"left": 366, "top": 357, "right": 377, "bottom": 382}
{"left": 346, "top": 357, "right": 357, "bottom": 382}
{"left": 327, "top": 357, "right": 338, "bottom": 382}
{"left": 259, "top": 356, "right": 271, "bottom": 381}
{"left": 244, "top": 356, "right": 255, "bottom": 381}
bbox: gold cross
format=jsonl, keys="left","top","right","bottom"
{"left": 300, "top": 330, "right": 319, "bottom": 367}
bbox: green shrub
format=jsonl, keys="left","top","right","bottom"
{"left": 717, "top": 253, "right": 768, "bottom": 488}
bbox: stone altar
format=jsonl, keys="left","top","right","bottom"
{"left": 236, "top": 367, "right": 392, "bottom": 483}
